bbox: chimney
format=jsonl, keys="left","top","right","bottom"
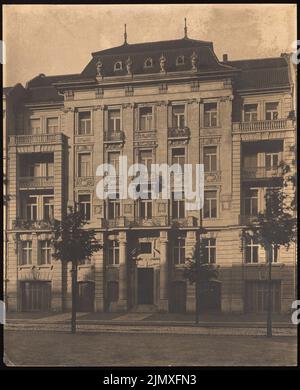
{"left": 223, "top": 54, "right": 228, "bottom": 62}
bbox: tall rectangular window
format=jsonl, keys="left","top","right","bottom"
{"left": 204, "top": 103, "right": 217, "bottom": 127}
{"left": 203, "top": 146, "right": 217, "bottom": 172}
{"left": 78, "top": 112, "right": 91, "bottom": 135}
{"left": 40, "top": 240, "right": 52, "bottom": 265}
{"left": 108, "top": 109, "right": 121, "bottom": 132}
{"left": 46, "top": 117, "right": 58, "bottom": 133}
{"left": 78, "top": 153, "right": 91, "bottom": 177}
{"left": 244, "top": 104, "right": 258, "bottom": 122}
{"left": 43, "top": 196, "right": 54, "bottom": 220}
{"left": 108, "top": 152, "right": 120, "bottom": 176}
{"left": 139, "top": 150, "right": 152, "bottom": 174}
{"left": 245, "top": 238, "right": 259, "bottom": 263}
{"left": 78, "top": 194, "right": 91, "bottom": 220}
{"left": 139, "top": 107, "right": 153, "bottom": 131}
{"left": 108, "top": 241, "right": 119, "bottom": 265}
{"left": 29, "top": 118, "right": 41, "bottom": 134}
{"left": 172, "top": 105, "right": 185, "bottom": 128}
{"left": 265, "top": 153, "right": 279, "bottom": 170}
{"left": 204, "top": 190, "right": 217, "bottom": 219}
{"left": 108, "top": 194, "right": 120, "bottom": 219}
{"left": 21, "top": 241, "right": 32, "bottom": 265}
{"left": 203, "top": 238, "right": 216, "bottom": 264}
{"left": 171, "top": 148, "right": 185, "bottom": 169}
{"left": 26, "top": 196, "right": 38, "bottom": 220}
{"left": 140, "top": 198, "right": 152, "bottom": 219}
{"left": 174, "top": 238, "right": 185, "bottom": 265}
{"left": 244, "top": 189, "right": 258, "bottom": 216}
{"left": 265, "top": 102, "right": 279, "bottom": 120}
{"left": 172, "top": 192, "right": 185, "bottom": 219}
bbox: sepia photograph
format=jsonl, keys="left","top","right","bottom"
{"left": 2, "top": 3, "right": 298, "bottom": 370}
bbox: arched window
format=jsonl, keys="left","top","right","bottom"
{"left": 144, "top": 58, "right": 153, "bottom": 68}
{"left": 114, "top": 61, "right": 123, "bottom": 71}
{"left": 176, "top": 56, "right": 185, "bottom": 66}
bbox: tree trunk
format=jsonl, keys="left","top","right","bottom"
{"left": 267, "top": 245, "right": 273, "bottom": 337}
{"left": 71, "top": 261, "right": 78, "bottom": 334}
{"left": 195, "top": 279, "right": 200, "bottom": 324}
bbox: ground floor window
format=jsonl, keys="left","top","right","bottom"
{"left": 20, "top": 281, "right": 51, "bottom": 311}
{"left": 245, "top": 280, "right": 281, "bottom": 313}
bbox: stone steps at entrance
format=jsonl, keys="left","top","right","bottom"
{"left": 131, "top": 305, "right": 158, "bottom": 313}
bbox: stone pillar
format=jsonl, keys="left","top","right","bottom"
{"left": 117, "top": 231, "right": 127, "bottom": 311}
{"left": 94, "top": 232, "right": 105, "bottom": 312}
{"left": 159, "top": 231, "right": 168, "bottom": 311}
{"left": 185, "top": 231, "right": 197, "bottom": 312}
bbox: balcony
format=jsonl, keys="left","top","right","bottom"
{"left": 104, "top": 131, "right": 125, "bottom": 143}
{"left": 13, "top": 219, "right": 54, "bottom": 230}
{"left": 103, "top": 216, "right": 169, "bottom": 228}
{"left": 134, "top": 130, "right": 157, "bottom": 142}
{"left": 167, "top": 127, "right": 190, "bottom": 139}
{"left": 233, "top": 119, "right": 293, "bottom": 133}
{"left": 9, "top": 133, "right": 64, "bottom": 146}
{"left": 19, "top": 176, "right": 54, "bottom": 189}
{"left": 242, "top": 166, "right": 282, "bottom": 181}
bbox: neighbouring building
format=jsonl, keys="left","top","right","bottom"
{"left": 4, "top": 28, "right": 296, "bottom": 314}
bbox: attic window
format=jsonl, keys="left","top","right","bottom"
{"left": 114, "top": 61, "right": 123, "bottom": 71}
{"left": 176, "top": 56, "right": 185, "bottom": 66}
{"left": 144, "top": 58, "right": 153, "bottom": 68}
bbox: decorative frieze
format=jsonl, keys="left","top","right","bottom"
{"left": 205, "top": 171, "right": 221, "bottom": 183}
{"left": 75, "top": 176, "right": 95, "bottom": 187}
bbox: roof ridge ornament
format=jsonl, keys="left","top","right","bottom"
{"left": 184, "top": 18, "right": 188, "bottom": 39}
{"left": 124, "top": 24, "right": 128, "bottom": 45}
{"left": 95, "top": 58, "right": 103, "bottom": 81}
{"left": 191, "top": 51, "right": 198, "bottom": 72}
{"left": 160, "top": 54, "right": 166, "bottom": 73}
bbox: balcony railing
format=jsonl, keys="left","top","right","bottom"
{"left": 134, "top": 130, "right": 157, "bottom": 141}
{"left": 233, "top": 119, "right": 293, "bottom": 133}
{"left": 168, "top": 127, "right": 190, "bottom": 139}
{"left": 9, "top": 133, "right": 64, "bottom": 145}
{"left": 13, "top": 219, "right": 55, "bottom": 230}
{"left": 19, "top": 176, "right": 54, "bottom": 189}
{"left": 242, "top": 166, "right": 282, "bottom": 180}
{"left": 103, "top": 216, "right": 169, "bottom": 228}
{"left": 104, "top": 131, "right": 125, "bottom": 142}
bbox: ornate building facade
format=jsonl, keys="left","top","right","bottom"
{"left": 4, "top": 31, "right": 296, "bottom": 314}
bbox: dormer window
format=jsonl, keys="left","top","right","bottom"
{"left": 144, "top": 58, "right": 153, "bottom": 68}
{"left": 176, "top": 56, "right": 185, "bottom": 66}
{"left": 114, "top": 61, "right": 123, "bottom": 71}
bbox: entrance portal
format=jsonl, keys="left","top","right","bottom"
{"left": 137, "top": 268, "right": 154, "bottom": 304}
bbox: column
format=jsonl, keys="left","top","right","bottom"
{"left": 159, "top": 231, "right": 168, "bottom": 311}
{"left": 117, "top": 231, "right": 127, "bottom": 311}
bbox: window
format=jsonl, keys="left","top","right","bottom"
{"left": 268, "top": 245, "right": 278, "bottom": 263}
{"left": 265, "top": 102, "right": 279, "bottom": 120}
{"left": 204, "top": 146, "right": 217, "bottom": 172}
{"left": 108, "top": 152, "right": 120, "bottom": 176}
{"left": 245, "top": 238, "right": 259, "bottom": 263}
{"left": 172, "top": 105, "right": 185, "bottom": 128}
{"left": 171, "top": 148, "right": 185, "bottom": 169}
{"left": 78, "top": 111, "right": 91, "bottom": 135}
{"left": 204, "top": 190, "right": 217, "bottom": 218}
{"left": 144, "top": 58, "right": 153, "bottom": 68}
{"left": 108, "top": 241, "right": 119, "bottom": 265}
{"left": 172, "top": 192, "right": 185, "bottom": 219}
{"left": 244, "top": 104, "right": 258, "bottom": 122}
{"left": 29, "top": 118, "right": 41, "bottom": 134}
{"left": 176, "top": 56, "right": 185, "bottom": 65}
{"left": 265, "top": 153, "right": 279, "bottom": 170}
{"left": 174, "top": 238, "right": 185, "bottom": 265}
{"left": 114, "top": 61, "right": 123, "bottom": 71}
{"left": 78, "top": 194, "right": 91, "bottom": 220}
{"left": 40, "top": 240, "right": 52, "bottom": 265}
{"left": 139, "top": 150, "right": 152, "bottom": 173}
{"left": 139, "top": 107, "right": 153, "bottom": 131}
{"left": 108, "top": 194, "right": 120, "bottom": 219}
{"left": 203, "top": 238, "right": 216, "bottom": 264}
{"left": 21, "top": 241, "right": 32, "bottom": 265}
{"left": 46, "top": 117, "right": 58, "bottom": 134}
{"left": 140, "top": 197, "right": 152, "bottom": 219}
{"left": 244, "top": 188, "right": 258, "bottom": 216}
{"left": 108, "top": 109, "right": 121, "bottom": 132}
{"left": 204, "top": 103, "right": 217, "bottom": 127}
{"left": 43, "top": 196, "right": 54, "bottom": 220}
{"left": 26, "top": 196, "right": 38, "bottom": 220}
{"left": 140, "top": 242, "right": 152, "bottom": 254}
{"left": 78, "top": 153, "right": 91, "bottom": 177}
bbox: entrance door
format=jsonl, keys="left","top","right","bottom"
{"left": 170, "top": 281, "right": 186, "bottom": 313}
{"left": 137, "top": 268, "right": 154, "bottom": 304}
{"left": 77, "top": 281, "right": 95, "bottom": 312}
{"left": 199, "top": 281, "right": 221, "bottom": 312}
{"left": 21, "top": 281, "right": 51, "bottom": 311}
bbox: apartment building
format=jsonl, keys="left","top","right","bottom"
{"left": 4, "top": 31, "right": 296, "bottom": 314}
